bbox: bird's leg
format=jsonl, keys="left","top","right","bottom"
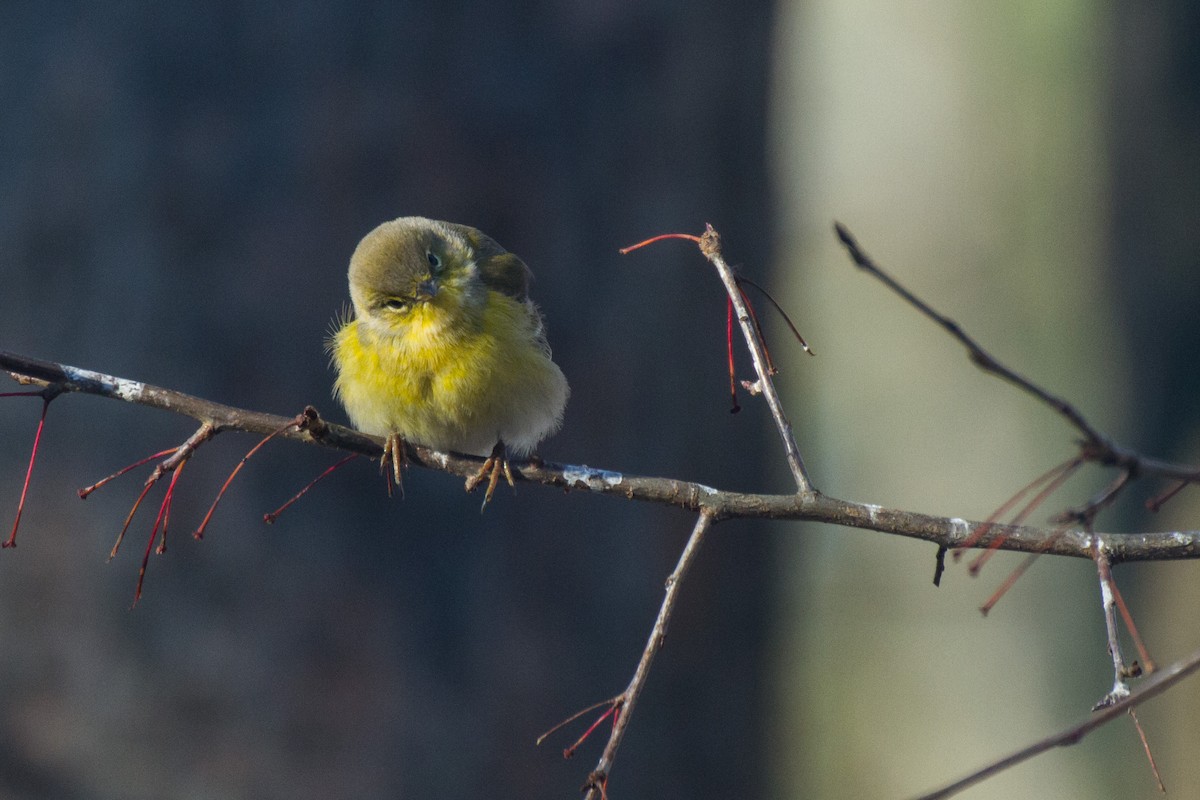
{"left": 465, "top": 440, "right": 516, "bottom": 508}
{"left": 381, "top": 433, "right": 407, "bottom": 496}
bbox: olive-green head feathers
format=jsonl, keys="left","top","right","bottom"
{"left": 347, "top": 217, "right": 532, "bottom": 329}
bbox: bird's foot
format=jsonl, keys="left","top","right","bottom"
{"left": 465, "top": 441, "right": 515, "bottom": 509}
{"left": 380, "top": 433, "right": 407, "bottom": 497}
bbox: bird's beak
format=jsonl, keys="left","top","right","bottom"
{"left": 416, "top": 277, "right": 439, "bottom": 300}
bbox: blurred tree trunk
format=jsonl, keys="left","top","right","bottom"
{"left": 1111, "top": 3, "right": 1200, "bottom": 795}
{"left": 770, "top": 2, "right": 1142, "bottom": 798}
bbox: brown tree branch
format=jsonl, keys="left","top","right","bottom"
{"left": 4, "top": 350, "right": 1200, "bottom": 563}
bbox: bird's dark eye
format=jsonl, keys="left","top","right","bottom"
{"left": 382, "top": 298, "right": 408, "bottom": 312}
{"left": 427, "top": 250, "right": 442, "bottom": 271}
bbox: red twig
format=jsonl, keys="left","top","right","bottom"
{"left": 537, "top": 696, "right": 623, "bottom": 747}
{"left": 1145, "top": 479, "right": 1188, "bottom": 513}
{"left": 622, "top": 226, "right": 813, "bottom": 493}
{"left": 133, "top": 461, "right": 188, "bottom": 607}
{"left": 264, "top": 453, "right": 360, "bottom": 524}
{"left": 195, "top": 419, "right": 299, "bottom": 540}
{"left": 978, "top": 525, "right": 1069, "bottom": 616}
{"left": 965, "top": 458, "right": 1083, "bottom": 576}
{"left": 4, "top": 396, "right": 52, "bottom": 548}
{"left": 954, "top": 458, "right": 1080, "bottom": 559}
{"left": 156, "top": 458, "right": 188, "bottom": 555}
{"left": 563, "top": 702, "right": 621, "bottom": 760}
{"left": 1129, "top": 708, "right": 1167, "bottom": 793}
{"left": 735, "top": 275, "right": 813, "bottom": 356}
{"left": 737, "top": 284, "right": 777, "bottom": 375}
{"left": 111, "top": 480, "right": 156, "bottom": 561}
{"left": 618, "top": 232, "right": 702, "bottom": 253}
{"left": 108, "top": 424, "right": 216, "bottom": 562}
{"left": 79, "top": 448, "right": 179, "bottom": 499}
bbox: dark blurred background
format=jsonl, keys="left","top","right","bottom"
{"left": 0, "top": 3, "right": 1198, "bottom": 799}
{"left": 0, "top": 4, "right": 778, "bottom": 799}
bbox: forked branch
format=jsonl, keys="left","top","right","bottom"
{"left": 4, "top": 350, "right": 1199, "bottom": 561}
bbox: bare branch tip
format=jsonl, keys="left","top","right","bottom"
{"left": 698, "top": 224, "right": 721, "bottom": 258}
{"left": 833, "top": 220, "right": 853, "bottom": 245}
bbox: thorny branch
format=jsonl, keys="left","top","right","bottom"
{"left": 5, "top": 222, "right": 1200, "bottom": 798}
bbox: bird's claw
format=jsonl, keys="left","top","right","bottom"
{"left": 381, "top": 433, "right": 407, "bottom": 497}
{"left": 465, "top": 441, "right": 515, "bottom": 509}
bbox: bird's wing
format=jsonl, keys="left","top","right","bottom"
{"left": 447, "top": 223, "right": 533, "bottom": 302}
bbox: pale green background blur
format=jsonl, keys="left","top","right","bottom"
{"left": 1, "top": 3, "right": 1198, "bottom": 799}
{"left": 773, "top": 3, "right": 1200, "bottom": 799}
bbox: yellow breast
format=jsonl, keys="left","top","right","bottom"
{"left": 331, "top": 291, "right": 567, "bottom": 456}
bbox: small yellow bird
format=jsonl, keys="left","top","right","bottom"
{"left": 329, "top": 217, "right": 569, "bottom": 501}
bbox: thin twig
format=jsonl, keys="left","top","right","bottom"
{"left": 1092, "top": 537, "right": 1132, "bottom": 709}
{"left": 620, "top": 227, "right": 815, "bottom": 493}
{"left": 953, "top": 457, "right": 1081, "bottom": 559}
{"left": 965, "top": 458, "right": 1084, "bottom": 576}
{"left": 79, "top": 448, "right": 180, "bottom": 499}
{"left": 1109, "top": 571, "right": 1155, "bottom": 674}
{"left": 833, "top": 223, "right": 1200, "bottom": 489}
{"left": 1146, "top": 479, "right": 1188, "bottom": 512}
{"left": 1128, "top": 708, "right": 1167, "bottom": 793}
{"left": 735, "top": 275, "right": 813, "bottom": 355}
{"left": 1053, "top": 469, "right": 1135, "bottom": 526}
{"left": 108, "top": 423, "right": 216, "bottom": 562}
{"left": 910, "top": 643, "right": 1200, "bottom": 800}
{"left": 4, "top": 393, "right": 55, "bottom": 547}
{"left": 264, "top": 453, "right": 360, "bottom": 524}
{"left": 582, "top": 510, "right": 715, "bottom": 799}
{"left": 726, "top": 297, "right": 741, "bottom": 413}
{"left": 536, "top": 696, "right": 623, "bottom": 748}
{"left": 697, "top": 226, "right": 814, "bottom": 493}
{"left": 834, "top": 222, "right": 1110, "bottom": 446}
{"left": 563, "top": 703, "right": 620, "bottom": 760}
{"left": 978, "top": 524, "right": 1070, "bottom": 616}
{"left": 195, "top": 417, "right": 303, "bottom": 540}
